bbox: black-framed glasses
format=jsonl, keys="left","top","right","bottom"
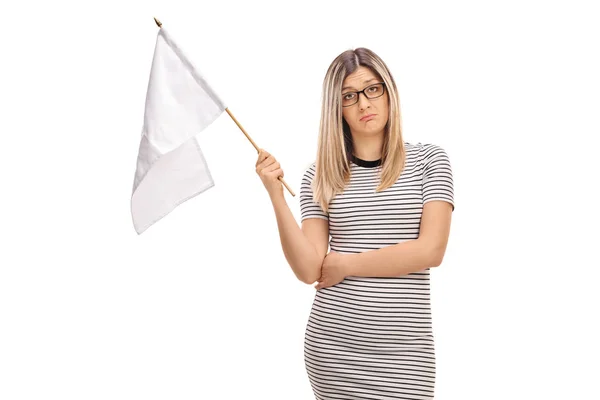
{"left": 341, "top": 82, "right": 386, "bottom": 107}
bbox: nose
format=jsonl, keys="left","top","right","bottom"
{"left": 357, "top": 92, "right": 371, "bottom": 110}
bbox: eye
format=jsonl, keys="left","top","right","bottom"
{"left": 343, "top": 93, "right": 356, "bottom": 100}
{"left": 367, "top": 85, "right": 379, "bottom": 93}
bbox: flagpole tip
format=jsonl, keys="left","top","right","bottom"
{"left": 153, "top": 17, "right": 162, "bottom": 28}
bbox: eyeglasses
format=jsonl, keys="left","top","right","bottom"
{"left": 341, "top": 82, "right": 386, "bottom": 107}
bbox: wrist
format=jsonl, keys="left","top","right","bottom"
{"left": 345, "top": 253, "right": 360, "bottom": 277}
{"left": 269, "top": 192, "right": 286, "bottom": 206}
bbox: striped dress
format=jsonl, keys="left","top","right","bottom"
{"left": 299, "top": 142, "right": 454, "bottom": 400}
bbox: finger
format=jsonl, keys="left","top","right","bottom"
{"left": 268, "top": 169, "right": 283, "bottom": 180}
{"left": 255, "top": 149, "right": 270, "bottom": 167}
{"left": 258, "top": 167, "right": 281, "bottom": 181}
{"left": 262, "top": 162, "right": 281, "bottom": 175}
{"left": 256, "top": 155, "right": 268, "bottom": 169}
{"left": 257, "top": 155, "right": 276, "bottom": 171}
{"left": 255, "top": 149, "right": 262, "bottom": 166}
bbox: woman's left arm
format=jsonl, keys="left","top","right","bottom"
{"left": 346, "top": 200, "right": 453, "bottom": 277}
{"left": 315, "top": 144, "right": 455, "bottom": 289}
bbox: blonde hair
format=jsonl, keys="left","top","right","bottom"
{"left": 312, "top": 47, "right": 406, "bottom": 213}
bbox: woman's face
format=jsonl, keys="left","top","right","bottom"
{"left": 341, "top": 66, "right": 389, "bottom": 138}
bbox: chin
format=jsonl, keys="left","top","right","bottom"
{"left": 364, "top": 124, "right": 384, "bottom": 133}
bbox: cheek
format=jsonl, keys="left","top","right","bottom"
{"left": 381, "top": 101, "right": 390, "bottom": 119}
{"left": 342, "top": 109, "right": 354, "bottom": 125}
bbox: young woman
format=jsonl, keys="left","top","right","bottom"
{"left": 256, "top": 47, "right": 454, "bottom": 400}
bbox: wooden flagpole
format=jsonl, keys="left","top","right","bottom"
{"left": 153, "top": 17, "right": 295, "bottom": 197}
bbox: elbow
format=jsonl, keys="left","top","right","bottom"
{"left": 288, "top": 246, "right": 324, "bottom": 284}
{"left": 298, "top": 250, "right": 325, "bottom": 284}
{"left": 430, "top": 257, "right": 443, "bottom": 268}
{"left": 429, "top": 245, "right": 446, "bottom": 268}
{"left": 298, "top": 261, "right": 322, "bottom": 285}
{"left": 299, "top": 269, "right": 320, "bottom": 285}
{"left": 299, "top": 275, "right": 315, "bottom": 285}
{"left": 432, "top": 253, "right": 445, "bottom": 268}
{"left": 284, "top": 252, "right": 319, "bottom": 284}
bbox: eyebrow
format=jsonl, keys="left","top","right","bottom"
{"left": 342, "top": 78, "right": 378, "bottom": 91}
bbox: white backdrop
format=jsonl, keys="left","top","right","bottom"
{"left": 1, "top": 1, "right": 599, "bottom": 399}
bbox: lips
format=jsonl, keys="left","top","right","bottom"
{"left": 360, "top": 114, "right": 376, "bottom": 121}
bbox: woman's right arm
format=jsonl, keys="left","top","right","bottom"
{"left": 254, "top": 148, "right": 328, "bottom": 284}
{"left": 270, "top": 193, "right": 328, "bottom": 284}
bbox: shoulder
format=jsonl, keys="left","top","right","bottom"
{"left": 404, "top": 142, "right": 450, "bottom": 165}
{"left": 402, "top": 141, "right": 421, "bottom": 157}
{"left": 300, "top": 161, "right": 317, "bottom": 184}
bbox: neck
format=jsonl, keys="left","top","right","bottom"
{"left": 351, "top": 131, "right": 384, "bottom": 161}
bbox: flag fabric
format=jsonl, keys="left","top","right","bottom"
{"left": 131, "top": 27, "right": 226, "bottom": 234}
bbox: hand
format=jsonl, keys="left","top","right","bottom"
{"left": 314, "top": 251, "right": 349, "bottom": 290}
{"left": 255, "top": 149, "right": 284, "bottom": 198}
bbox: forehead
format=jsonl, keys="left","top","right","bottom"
{"left": 342, "top": 66, "right": 379, "bottom": 90}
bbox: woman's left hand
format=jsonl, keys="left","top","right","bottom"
{"left": 314, "top": 251, "right": 350, "bottom": 290}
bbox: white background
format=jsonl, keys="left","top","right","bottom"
{"left": 1, "top": 1, "right": 599, "bottom": 399}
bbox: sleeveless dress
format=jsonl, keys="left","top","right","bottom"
{"left": 299, "top": 142, "right": 454, "bottom": 400}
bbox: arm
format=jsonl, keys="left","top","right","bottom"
{"left": 347, "top": 200, "right": 453, "bottom": 277}
{"left": 270, "top": 193, "right": 328, "bottom": 284}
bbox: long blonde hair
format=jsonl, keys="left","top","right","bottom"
{"left": 312, "top": 47, "right": 406, "bottom": 213}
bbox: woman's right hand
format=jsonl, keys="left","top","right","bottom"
{"left": 255, "top": 148, "right": 284, "bottom": 198}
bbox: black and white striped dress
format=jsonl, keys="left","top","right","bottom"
{"left": 299, "top": 142, "right": 454, "bottom": 400}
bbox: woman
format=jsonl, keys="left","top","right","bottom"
{"left": 256, "top": 47, "right": 454, "bottom": 400}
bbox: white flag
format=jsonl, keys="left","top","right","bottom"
{"left": 131, "top": 27, "right": 226, "bottom": 234}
